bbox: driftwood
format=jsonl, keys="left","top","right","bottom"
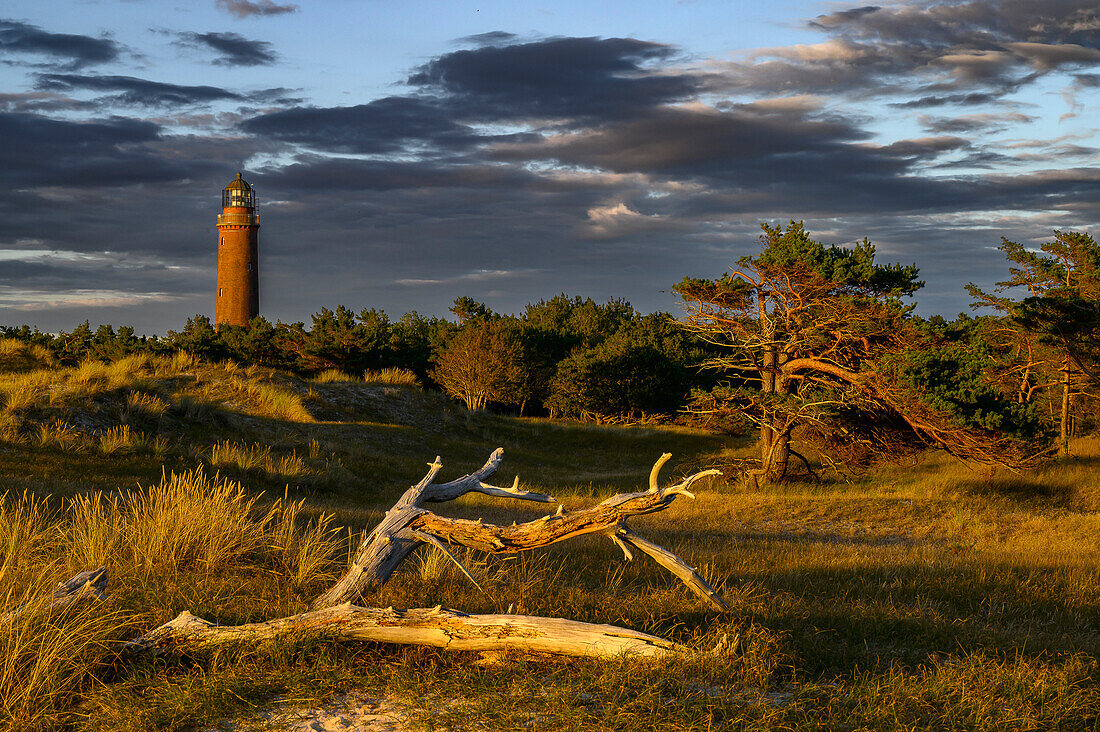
{"left": 124, "top": 604, "right": 682, "bottom": 658}
{"left": 0, "top": 566, "right": 107, "bottom": 626}
{"left": 315, "top": 450, "right": 729, "bottom": 612}
{"left": 23, "top": 451, "right": 727, "bottom": 660}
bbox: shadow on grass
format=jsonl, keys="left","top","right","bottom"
{"left": 959, "top": 475, "right": 1075, "bottom": 504}
{"left": 720, "top": 560, "right": 1100, "bottom": 680}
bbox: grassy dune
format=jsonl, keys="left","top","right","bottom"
{"left": 0, "top": 350, "right": 1098, "bottom": 730}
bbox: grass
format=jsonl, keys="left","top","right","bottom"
{"left": 0, "top": 355, "right": 1099, "bottom": 730}
{"left": 362, "top": 366, "right": 421, "bottom": 387}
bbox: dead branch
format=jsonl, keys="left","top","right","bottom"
{"left": 315, "top": 450, "right": 728, "bottom": 612}
{"left": 0, "top": 567, "right": 107, "bottom": 626}
{"left": 123, "top": 603, "right": 683, "bottom": 659}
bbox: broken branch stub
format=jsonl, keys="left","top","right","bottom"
{"left": 0, "top": 567, "right": 108, "bottom": 627}
{"left": 315, "top": 450, "right": 728, "bottom": 612}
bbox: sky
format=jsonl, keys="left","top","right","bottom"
{"left": 0, "top": 0, "right": 1098, "bottom": 334}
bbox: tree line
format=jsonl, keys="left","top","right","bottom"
{"left": 3, "top": 221, "right": 1097, "bottom": 478}
{"left": 0, "top": 294, "right": 710, "bottom": 423}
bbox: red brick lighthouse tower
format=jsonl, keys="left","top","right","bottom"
{"left": 215, "top": 172, "right": 260, "bottom": 328}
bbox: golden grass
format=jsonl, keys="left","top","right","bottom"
{"left": 125, "top": 468, "right": 270, "bottom": 572}
{"left": 267, "top": 493, "right": 342, "bottom": 589}
{"left": 228, "top": 377, "right": 314, "bottom": 422}
{"left": 0, "top": 338, "right": 54, "bottom": 373}
{"left": 96, "top": 425, "right": 147, "bottom": 456}
{"left": 312, "top": 368, "right": 357, "bottom": 383}
{"left": 0, "top": 493, "right": 123, "bottom": 732}
{"left": 208, "top": 440, "right": 311, "bottom": 478}
{"left": 362, "top": 367, "right": 420, "bottom": 387}
{"left": 0, "top": 570, "right": 122, "bottom": 731}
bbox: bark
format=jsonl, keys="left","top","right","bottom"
{"left": 1061, "top": 358, "right": 1072, "bottom": 455}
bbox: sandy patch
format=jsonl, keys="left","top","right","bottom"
{"left": 211, "top": 693, "right": 411, "bottom": 732}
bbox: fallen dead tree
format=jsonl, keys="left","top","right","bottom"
{"left": 31, "top": 450, "right": 728, "bottom": 659}
{"left": 123, "top": 604, "right": 683, "bottom": 658}
{"left": 317, "top": 449, "right": 729, "bottom": 612}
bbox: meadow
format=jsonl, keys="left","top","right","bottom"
{"left": 0, "top": 342, "right": 1098, "bottom": 730}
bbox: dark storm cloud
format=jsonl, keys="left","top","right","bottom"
{"left": 408, "top": 36, "right": 698, "bottom": 121}
{"left": 0, "top": 112, "right": 188, "bottom": 187}
{"left": 0, "top": 19, "right": 118, "bottom": 69}
{"left": 240, "top": 97, "right": 485, "bottom": 153}
{"left": 258, "top": 155, "right": 541, "bottom": 192}
{"left": 716, "top": 0, "right": 1100, "bottom": 104}
{"left": 36, "top": 74, "right": 243, "bottom": 107}
{"left": 177, "top": 32, "right": 277, "bottom": 67}
{"left": 215, "top": 0, "right": 298, "bottom": 18}
{"left": 490, "top": 102, "right": 906, "bottom": 184}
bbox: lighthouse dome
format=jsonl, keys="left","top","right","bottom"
{"left": 222, "top": 172, "right": 255, "bottom": 208}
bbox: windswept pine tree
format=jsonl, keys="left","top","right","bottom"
{"left": 676, "top": 221, "right": 1047, "bottom": 484}
{"left": 970, "top": 230, "right": 1100, "bottom": 453}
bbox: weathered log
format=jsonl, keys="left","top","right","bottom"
{"left": 315, "top": 450, "right": 728, "bottom": 612}
{"left": 124, "top": 603, "right": 683, "bottom": 658}
{"left": 0, "top": 567, "right": 108, "bottom": 626}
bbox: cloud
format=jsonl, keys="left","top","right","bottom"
{"left": 1, "top": 16, "right": 1098, "bottom": 330}
{"left": 177, "top": 31, "right": 277, "bottom": 66}
{"left": 0, "top": 91, "right": 95, "bottom": 113}
{"left": 584, "top": 202, "right": 669, "bottom": 239}
{"left": 36, "top": 73, "right": 243, "bottom": 107}
{"left": 240, "top": 97, "right": 483, "bottom": 153}
{"left": 918, "top": 111, "right": 1036, "bottom": 133}
{"left": 2, "top": 289, "right": 181, "bottom": 311}
{"left": 395, "top": 269, "right": 532, "bottom": 286}
{"left": 215, "top": 0, "right": 298, "bottom": 18}
{"left": 408, "top": 36, "right": 697, "bottom": 122}
{"left": 710, "top": 0, "right": 1100, "bottom": 104}
{"left": 0, "top": 19, "right": 119, "bottom": 69}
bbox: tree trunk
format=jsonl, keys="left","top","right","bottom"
{"left": 1061, "top": 358, "right": 1072, "bottom": 455}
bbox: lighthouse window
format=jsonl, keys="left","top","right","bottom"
{"left": 218, "top": 288, "right": 223, "bottom": 296}
{"left": 247, "top": 262, "right": 253, "bottom": 272}
{"left": 220, "top": 237, "right": 224, "bottom": 246}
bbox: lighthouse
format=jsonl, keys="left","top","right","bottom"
{"left": 215, "top": 172, "right": 260, "bottom": 328}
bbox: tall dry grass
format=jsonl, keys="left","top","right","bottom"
{"left": 208, "top": 440, "right": 311, "bottom": 478}
{"left": 0, "top": 467, "right": 349, "bottom": 730}
{"left": 312, "top": 368, "right": 356, "bottom": 383}
{"left": 362, "top": 367, "right": 420, "bottom": 387}
{"left": 0, "top": 493, "right": 123, "bottom": 732}
{"left": 0, "top": 338, "right": 54, "bottom": 373}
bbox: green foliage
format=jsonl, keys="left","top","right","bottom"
{"left": 163, "top": 315, "right": 224, "bottom": 362}
{"left": 546, "top": 317, "right": 693, "bottom": 420}
{"left": 752, "top": 220, "right": 923, "bottom": 297}
{"left": 879, "top": 345, "right": 1044, "bottom": 440}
